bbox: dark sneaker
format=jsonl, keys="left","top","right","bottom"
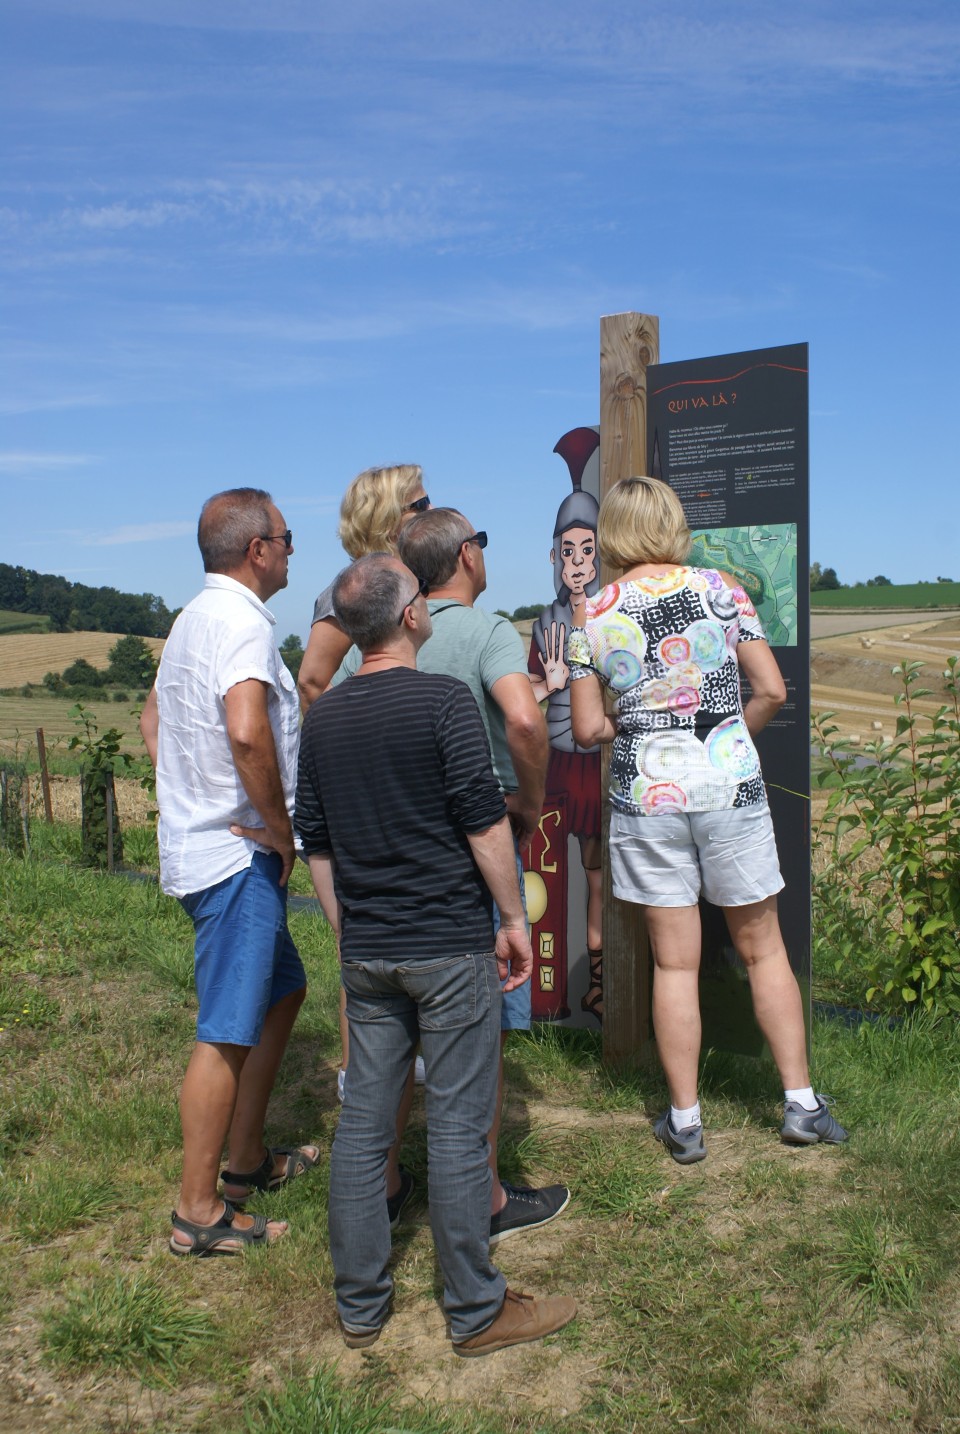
{"left": 489, "top": 1182, "right": 570, "bottom": 1245}
{"left": 453, "top": 1288, "right": 577, "bottom": 1358}
{"left": 653, "top": 1111, "right": 707, "bottom": 1165}
{"left": 781, "top": 1096, "right": 848, "bottom": 1145}
{"left": 387, "top": 1166, "right": 415, "bottom": 1229}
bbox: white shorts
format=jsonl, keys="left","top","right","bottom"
{"left": 609, "top": 804, "right": 785, "bottom": 909}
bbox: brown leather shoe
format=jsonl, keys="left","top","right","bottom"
{"left": 453, "top": 1288, "right": 577, "bottom": 1358}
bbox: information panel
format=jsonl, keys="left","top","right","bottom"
{"left": 646, "top": 343, "right": 810, "bottom": 1054}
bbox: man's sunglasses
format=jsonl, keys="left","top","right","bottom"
{"left": 405, "top": 495, "right": 431, "bottom": 513}
{"left": 397, "top": 575, "right": 431, "bottom": 624}
{"left": 463, "top": 530, "right": 487, "bottom": 550}
{"left": 258, "top": 530, "right": 293, "bottom": 548}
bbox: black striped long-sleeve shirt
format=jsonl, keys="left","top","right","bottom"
{"left": 295, "top": 667, "right": 506, "bottom": 960}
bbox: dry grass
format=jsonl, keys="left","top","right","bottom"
{"left": 0, "top": 632, "right": 165, "bottom": 689}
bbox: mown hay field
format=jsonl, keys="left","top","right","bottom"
{"left": 0, "top": 632, "right": 165, "bottom": 688}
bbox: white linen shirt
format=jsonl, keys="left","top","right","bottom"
{"left": 155, "top": 574, "right": 300, "bottom": 899}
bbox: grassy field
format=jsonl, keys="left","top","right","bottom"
{"left": 0, "top": 631, "right": 166, "bottom": 689}
{"left": 2, "top": 824, "right": 959, "bottom": 1432}
{"left": 0, "top": 694, "right": 148, "bottom": 773}
{"left": 811, "top": 583, "right": 960, "bottom": 609}
{"left": 0, "top": 610, "right": 52, "bottom": 637}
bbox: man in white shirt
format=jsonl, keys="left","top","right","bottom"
{"left": 141, "top": 488, "right": 317, "bottom": 1255}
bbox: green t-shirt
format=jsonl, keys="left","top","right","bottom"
{"left": 334, "top": 599, "right": 527, "bottom": 792}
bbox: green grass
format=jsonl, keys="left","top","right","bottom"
{"left": 0, "top": 691, "right": 147, "bottom": 767}
{"left": 42, "top": 1270, "right": 214, "bottom": 1378}
{"left": 0, "top": 609, "right": 52, "bottom": 634}
{"left": 811, "top": 581, "right": 960, "bottom": 608}
{"left": 2, "top": 830, "right": 959, "bottom": 1432}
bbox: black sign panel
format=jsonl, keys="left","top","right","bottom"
{"left": 647, "top": 343, "right": 810, "bottom": 1055}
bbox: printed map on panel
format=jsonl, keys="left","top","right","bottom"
{"left": 690, "top": 523, "right": 798, "bottom": 646}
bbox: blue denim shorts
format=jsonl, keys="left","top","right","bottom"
{"left": 497, "top": 842, "right": 531, "bottom": 1031}
{"left": 179, "top": 851, "right": 306, "bottom": 1046}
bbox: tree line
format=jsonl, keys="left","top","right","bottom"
{"left": 810, "top": 564, "right": 954, "bottom": 591}
{"left": 0, "top": 562, "right": 178, "bottom": 637}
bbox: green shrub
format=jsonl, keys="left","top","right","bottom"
{"left": 813, "top": 658, "right": 960, "bottom": 1014}
{"left": 68, "top": 704, "right": 127, "bottom": 868}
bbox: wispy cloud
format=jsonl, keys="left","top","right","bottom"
{"left": 0, "top": 392, "right": 110, "bottom": 414}
{"left": 0, "top": 451, "right": 96, "bottom": 474}
{"left": 75, "top": 200, "right": 196, "bottom": 230}
{"left": 82, "top": 521, "right": 195, "bottom": 546}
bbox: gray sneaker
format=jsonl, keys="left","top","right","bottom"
{"left": 780, "top": 1095, "right": 848, "bottom": 1145}
{"left": 653, "top": 1111, "right": 707, "bottom": 1164}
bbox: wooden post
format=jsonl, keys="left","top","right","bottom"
{"left": 35, "top": 728, "right": 53, "bottom": 823}
{"left": 599, "top": 312, "right": 660, "bottom": 1068}
{"left": 106, "top": 781, "right": 115, "bottom": 873}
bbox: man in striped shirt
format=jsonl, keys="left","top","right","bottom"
{"left": 296, "top": 553, "right": 576, "bottom": 1357}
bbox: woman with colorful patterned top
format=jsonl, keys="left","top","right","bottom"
{"left": 569, "top": 476, "right": 847, "bottom": 1162}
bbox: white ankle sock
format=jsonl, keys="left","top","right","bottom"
{"left": 671, "top": 1101, "right": 701, "bottom": 1130}
{"left": 784, "top": 1086, "right": 818, "bottom": 1111}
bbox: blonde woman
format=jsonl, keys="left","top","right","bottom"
{"left": 569, "top": 476, "right": 847, "bottom": 1162}
{"left": 297, "top": 464, "right": 430, "bottom": 709}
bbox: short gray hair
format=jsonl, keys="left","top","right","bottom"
{"left": 332, "top": 554, "right": 412, "bottom": 651}
{"left": 397, "top": 508, "right": 472, "bottom": 589}
{"left": 198, "top": 488, "right": 274, "bottom": 574}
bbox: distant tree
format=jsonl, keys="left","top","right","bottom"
{"left": 107, "top": 634, "right": 158, "bottom": 687}
{"left": 495, "top": 603, "right": 549, "bottom": 622}
{"left": 817, "top": 566, "right": 841, "bottom": 591}
{"left": 279, "top": 633, "right": 305, "bottom": 682}
{"left": 937, "top": 576, "right": 954, "bottom": 583}
{"left": 866, "top": 575, "right": 892, "bottom": 587}
{"left": 809, "top": 562, "right": 822, "bottom": 590}
{"left": 62, "top": 657, "right": 106, "bottom": 688}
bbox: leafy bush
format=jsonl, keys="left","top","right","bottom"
{"left": 68, "top": 704, "right": 128, "bottom": 868}
{"left": 62, "top": 657, "right": 105, "bottom": 688}
{"left": 813, "top": 658, "right": 960, "bottom": 1014}
{"left": 106, "top": 633, "right": 158, "bottom": 687}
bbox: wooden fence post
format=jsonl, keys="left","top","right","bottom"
{"left": 599, "top": 311, "right": 660, "bottom": 1069}
{"left": 36, "top": 728, "right": 53, "bottom": 823}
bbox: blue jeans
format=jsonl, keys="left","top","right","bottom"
{"left": 330, "top": 950, "right": 506, "bottom": 1341}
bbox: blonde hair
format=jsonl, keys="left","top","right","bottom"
{"left": 597, "top": 476, "right": 691, "bottom": 570}
{"left": 337, "top": 464, "right": 424, "bottom": 559}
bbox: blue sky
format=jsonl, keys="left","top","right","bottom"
{"left": 2, "top": 0, "right": 958, "bottom": 637}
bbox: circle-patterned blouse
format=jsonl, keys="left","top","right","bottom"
{"left": 568, "top": 568, "right": 769, "bottom": 816}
